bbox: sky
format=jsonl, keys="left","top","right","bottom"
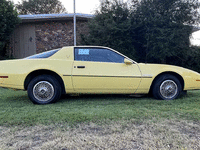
{"left": 191, "top": 30, "right": 200, "bottom": 46}
{"left": 12, "top": 0, "right": 131, "bottom": 14}
{"left": 55, "top": 0, "right": 101, "bottom": 14}
{"left": 12, "top": 0, "right": 103, "bottom": 14}
{"left": 11, "top": 0, "right": 200, "bottom": 46}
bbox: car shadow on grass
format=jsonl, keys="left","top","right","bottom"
{"left": 58, "top": 94, "right": 152, "bottom": 103}
{"left": 57, "top": 91, "right": 189, "bottom": 104}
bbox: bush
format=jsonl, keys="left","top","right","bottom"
{"left": 184, "top": 46, "right": 200, "bottom": 73}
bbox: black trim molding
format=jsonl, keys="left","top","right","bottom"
{"left": 63, "top": 75, "right": 152, "bottom": 78}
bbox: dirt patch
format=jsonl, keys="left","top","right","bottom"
{"left": 0, "top": 119, "right": 199, "bottom": 150}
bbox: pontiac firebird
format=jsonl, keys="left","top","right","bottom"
{"left": 0, "top": 46, "right": 200, "bottom": 104}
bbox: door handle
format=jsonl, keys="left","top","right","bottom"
{"left": 77, "top": 66, "right": 85, "bottom": 68}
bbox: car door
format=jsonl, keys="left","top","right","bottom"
{"left": 72, "top": 47, "right": 142, "bottom": 94}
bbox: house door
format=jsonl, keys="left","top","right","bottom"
{"left": 9, "top": 24, "right": 36, "bottom": 58}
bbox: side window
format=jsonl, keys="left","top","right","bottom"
{"left": 74, "top": 48, "right": 124, "bottom": 63}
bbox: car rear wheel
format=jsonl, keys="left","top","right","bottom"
{"left": 27, "top": 75, "right": 61, "bottom": 104}
{"left": 152, "top": 74, "right": 182, "bottom": 100}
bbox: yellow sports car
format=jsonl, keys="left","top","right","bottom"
{"left": 0, "top": 46, "right": 200, "bottom": 104}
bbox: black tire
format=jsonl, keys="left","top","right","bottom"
{"left": 27, "top": 75, "right": 61, "bottom": 104}
{"left": 152, "top": 74, "right": 182, "bottom": 100}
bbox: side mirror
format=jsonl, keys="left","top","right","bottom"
{"left": 124, "top": 58, "right": 133, "bottom": 65}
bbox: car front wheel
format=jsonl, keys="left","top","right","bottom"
{"left": 27, "top": 75, "right": 61, "bottom": 104}
{"left": 152, "top": 74, "right": 182, "bottom": 100}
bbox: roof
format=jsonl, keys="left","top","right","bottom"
{"left": 18, "top": 13, "right": 94, "bottom": 22}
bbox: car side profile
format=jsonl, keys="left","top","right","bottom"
{"left": 0, "top": 46, "right": 200, "bottom": 104}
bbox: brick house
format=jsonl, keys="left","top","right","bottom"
{"left": 8, "top": 13, "right": 93, "bottom": 58}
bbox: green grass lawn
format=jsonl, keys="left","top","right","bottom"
{"left": 0, "top": 88, "right": 199, "bottom": 126}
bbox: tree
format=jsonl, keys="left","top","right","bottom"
{"left": 0, "top": 0, "right": 21, "bottom": 57}
{"left": 81, "top": 0, "right": 136, "bottom": 59}
{"left": 130, "top": 0, "right": 200, "bottom": 64}
{"left": 81, "top": 0, "right": 200, "bottom": 66}
{"left": 16, "top": 0, "right": 66, "bottom": 14}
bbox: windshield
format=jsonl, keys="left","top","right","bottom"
{"left": 25, "top": 49, "right": 60, "bottom": 59}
